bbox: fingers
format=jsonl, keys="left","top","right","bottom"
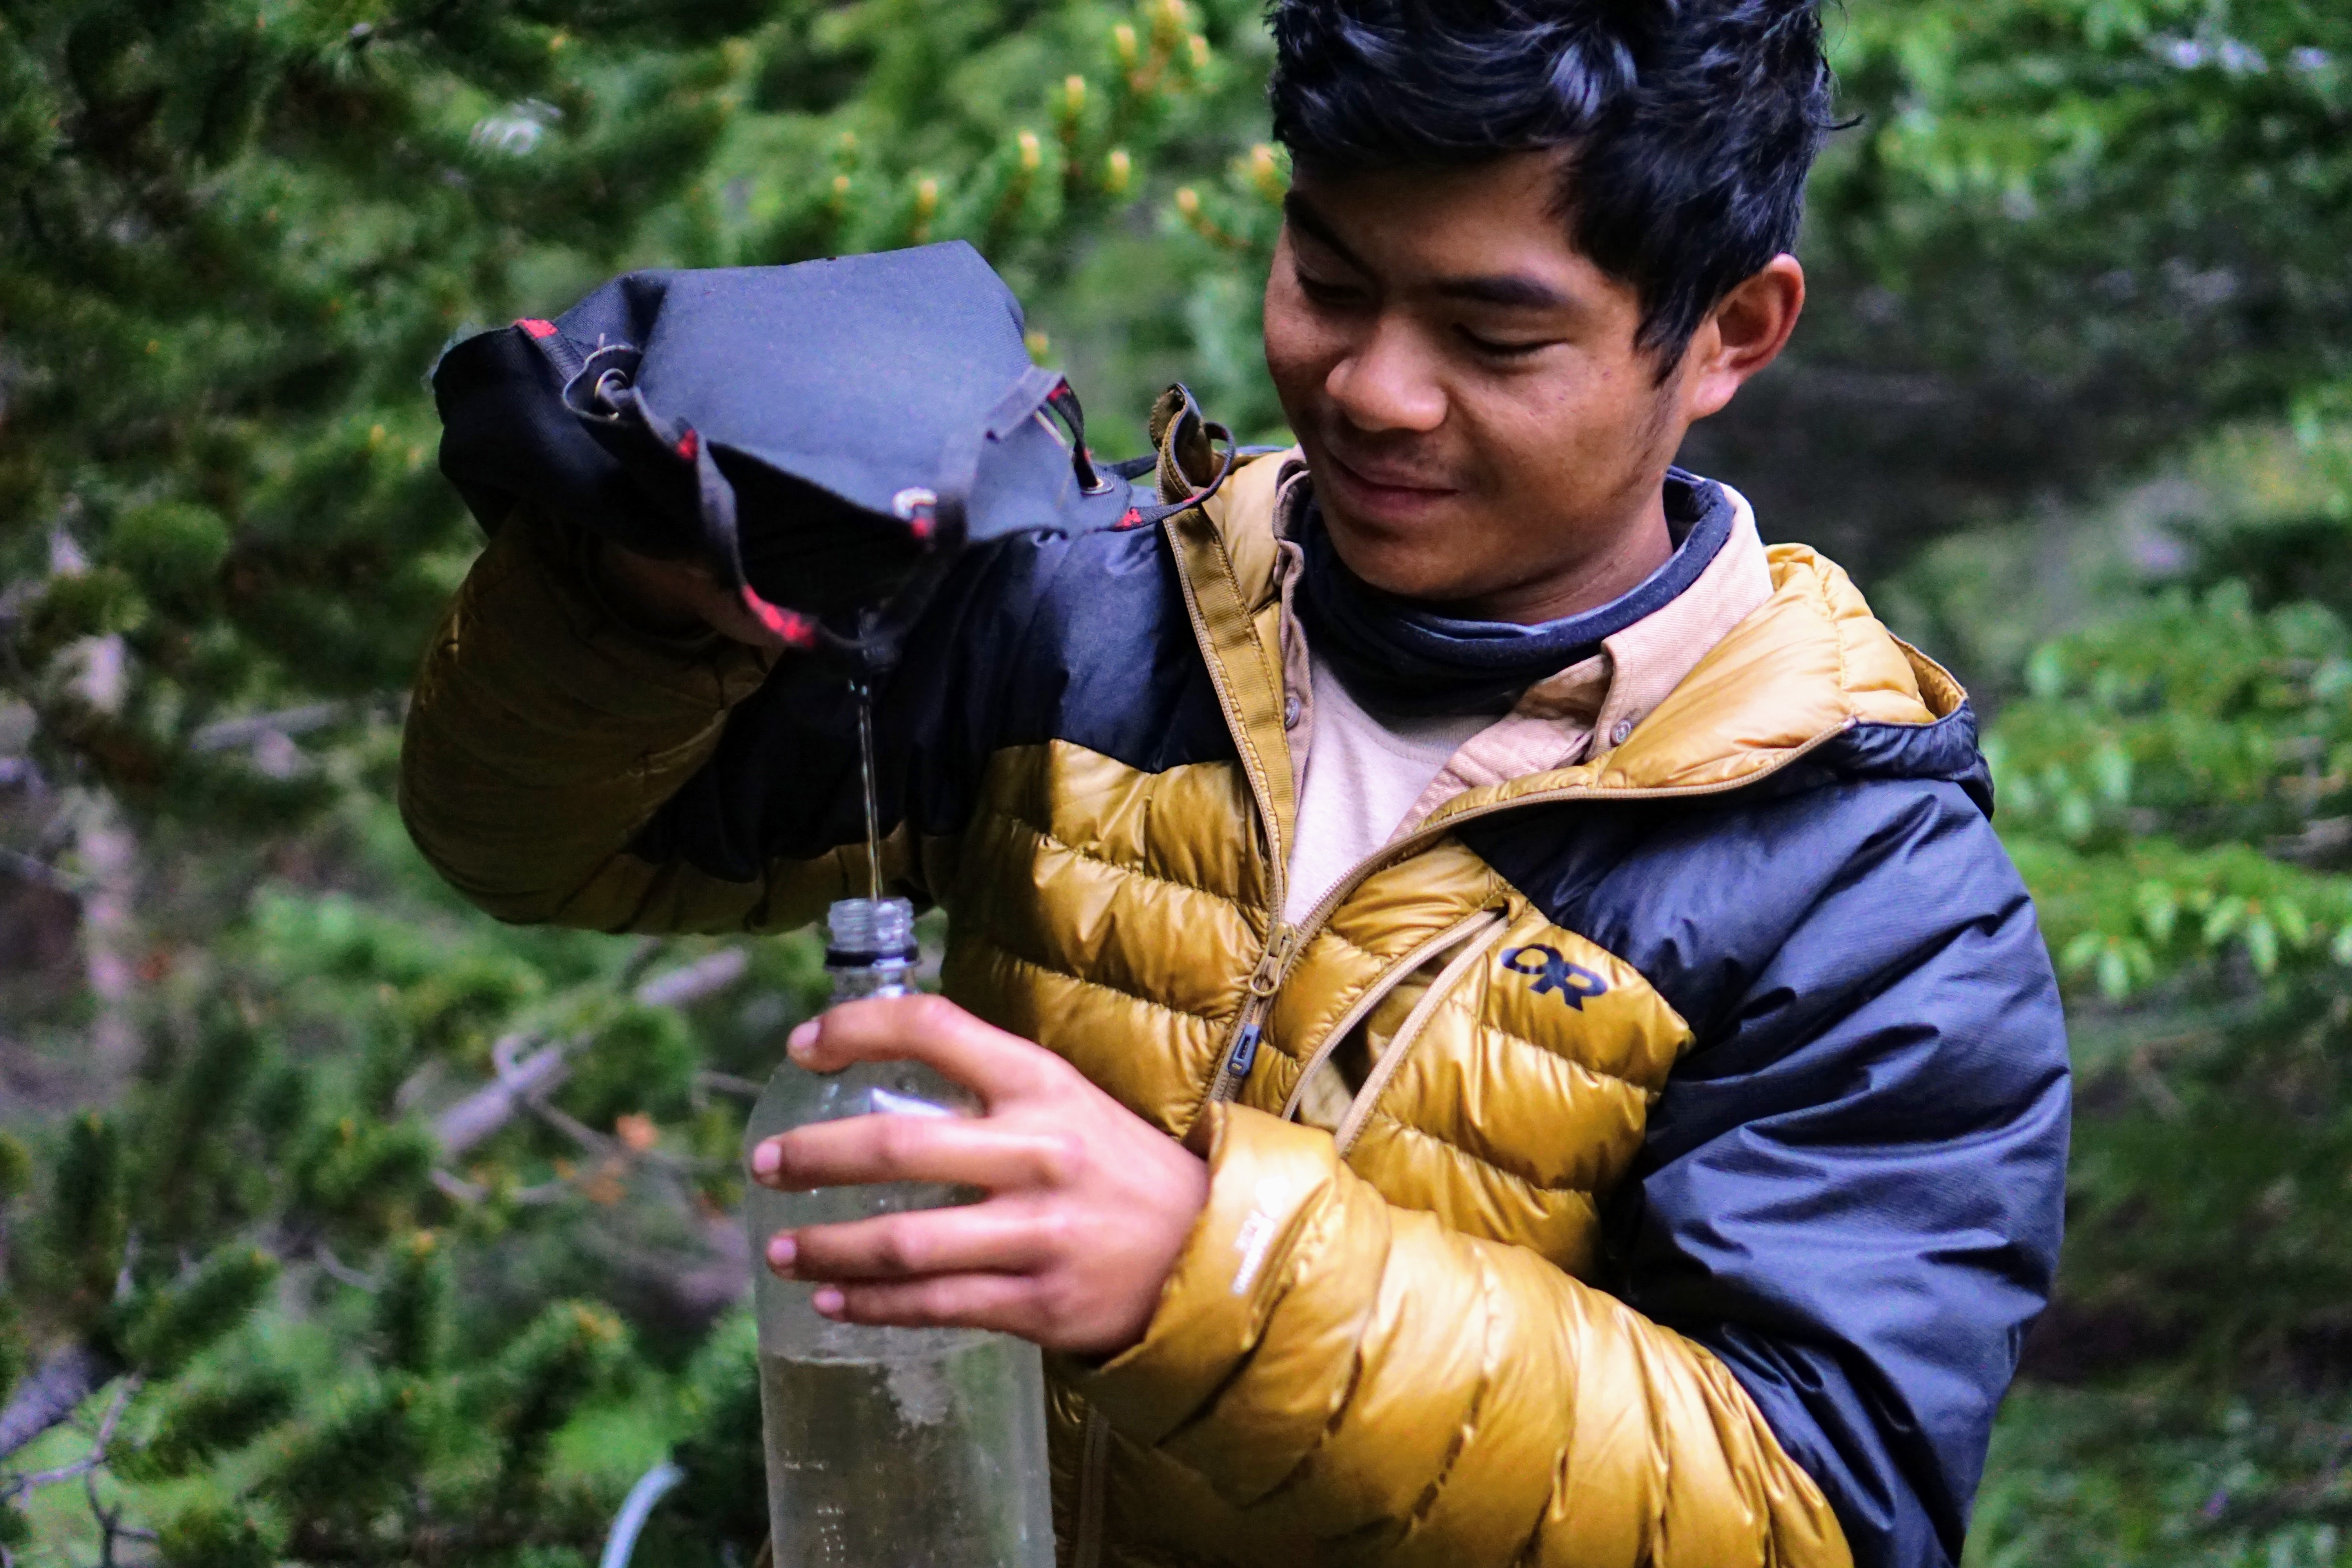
{"left": 704, "top": 586, "right": 796, "bottom": 652}
{"left": 752, "top": 1114, "right": 1079, "bottom": 1193}
{"left": 788, "top": 994, "right": 1068, "bottom": 1104}
{"left": 594, "top": 539, "right": 793, "bottom": 651}
{"left": 809, "top": 1273, "right": 1038, "bottom": 1335}
{"left": 768, "top": 1203, "right": 1054, "bottom": 1282}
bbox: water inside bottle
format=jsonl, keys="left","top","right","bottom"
{"left": 756, "top": 1338, "right": 1052, "bottom": 1568}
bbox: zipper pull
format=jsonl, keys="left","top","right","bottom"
{"left": 1224, "top": 924, "right": 1294, "bottom": 1083}
{"left": 1227, "top": 1017, "right": 1263, "bottom": 1079}
{"left": 1248, "top": 922, "right": 1295, "bottom": 998}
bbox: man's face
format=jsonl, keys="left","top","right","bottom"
{"left": 1262, "top": 151, "right": 1687, "bottom": 621}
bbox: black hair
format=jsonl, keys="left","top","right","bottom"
{"left": 1267, "top": 0, "right": 1837, "bottom": 367}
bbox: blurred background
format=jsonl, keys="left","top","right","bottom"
{"left": 2, "top": 0, "right": 2350, "bottom": 1562}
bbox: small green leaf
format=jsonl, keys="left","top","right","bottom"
{"left": 2273, "top": 898, "right": 2311, "bottom": 948}
{"left": 2203, "top": 896, "right": 2250, "bottom": 945}
{"left": 2243, "top": 915, "right": 2279, "bottom": 976}
{"left": 2025, "top": 642, "right": 2068, "bottom": 698}
{"left": 2096, "top": 944, "right": 2133, "bottom": 999}
{"left": 2091, "top": 741, "right": 2132, "bottom": 803}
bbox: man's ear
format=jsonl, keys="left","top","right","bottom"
{"left": 1677, "top": 254, "right": 1806, "bottom": 423}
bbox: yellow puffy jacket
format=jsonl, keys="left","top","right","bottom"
{"left": 401, "top": 405, "right": 2068, "bottom": 1568}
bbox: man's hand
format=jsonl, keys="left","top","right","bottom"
{"left": 749, "top": 995, "right": 1210, "bottom": 1357}
{"left": 595, "top": 538, "right": 793, "bottom": 650}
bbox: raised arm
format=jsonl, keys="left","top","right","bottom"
{"left": 398, "top": 492, "right": 1170, "bottom": 936}
{"left": 398, "top": 506, "right": 857, "bottom": 933}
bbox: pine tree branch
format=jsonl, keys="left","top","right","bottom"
{"left": 185, "top": 702, "right": 350, "bottom": 753}
{"left": 0, "top": 1344, "right": 125, "bottom": 1469}
{"left": 429, "top": 949, "right": 750, "bottom": 1158}
{"left": 432, "top": 1036, "right": 572, "bottom": 1158}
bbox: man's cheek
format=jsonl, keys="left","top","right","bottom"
{"left": 1262, "top": 325, "right": 1331, "bottom": 428}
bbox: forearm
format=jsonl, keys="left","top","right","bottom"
{"left": 1074, "top": 1107, "right": 1851, "bottom": 1568}
{"left": 398, "top": 508, "right": 784, "bottom": 931}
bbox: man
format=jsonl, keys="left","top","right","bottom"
{"left": 400, "top": 2, "right": 2069, "bottom": 1565}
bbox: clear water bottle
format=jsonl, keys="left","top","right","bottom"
{"left": 742, "top": 897, "right": 1054, "bottom": 1568}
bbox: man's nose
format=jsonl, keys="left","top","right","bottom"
{"left": 1323, "top": 316, "right": 1446, "bottom": 435}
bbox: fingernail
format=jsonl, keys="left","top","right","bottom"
{"left": 788, "top": 1021, "right": 819, "bottom": 1061}
{"left": 766, "top": 1234, "right": 796, "bottom": 1273}
{"left": 811, "top": 1287, "right": 845, "bottom": 1317}
{"left": 751, "top": 1139, "right": 782, "bottom": 1178}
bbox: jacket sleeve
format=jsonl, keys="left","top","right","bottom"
{"left": 1614, "top": 784, "right": 2071, "bottom": 1568}
{"left": 398, "top": 506, "right": 803, "bottom": 932}
{"left": 1073, "top": 1105, "right": 1850, "bottom": 1568}
{"left": 1073, "top": 780, "right": 2067, "bottom": 1568}
{"left": 399, "top": 502, "right": 944, "bottom": 933}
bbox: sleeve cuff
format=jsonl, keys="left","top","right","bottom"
{"left": 1069, "top": 1104, "right": 1345, "bottom": 1445}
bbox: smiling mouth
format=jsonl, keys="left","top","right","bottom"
{"left": 1320, "top": 447, "right": 1459, "bottom": 509}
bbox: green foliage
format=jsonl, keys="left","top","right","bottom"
{"left": 0, "top": 1132, "right": 35, "bottom": 1203}
{"left": 638, "top": 1313, "right": 766, "bottom": 1565}
{"left": 117, "top": 1365, "right": 301, "bottom": 1483}
{"left": 370, "top": 1230, "right": 452, "bottom": 1376}
{"left": 1956, "top": 416, "right": 2352, "bottom": 1555}
{"left": 1991, "top": 570, "right": 2352, "bottom": 997}
{"left": 121, "top": 1247, "right": 281, "bottom": 1377}
{"left": 260, "top": 1376, "right": 432, "bottom": 1528}
{"left": 1965, "top": 1387, "right": 2352, "bottom": 1568}
{"left": 156, "top": 1501, "right": 285, "bottom": 1568}
{"left": 1826, "top": 0, "right": 2352, "bottom": 404}
{"left": 480, "top": 1302, "right": 630, "bottom": 1480}
{"left": 564, "top": 1006, "right": 700, "bottom": 1130}
{"left": 40, "top": 1113, "right": 128, "bottom": 1323}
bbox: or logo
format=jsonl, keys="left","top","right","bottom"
{"left": 1500, "top": 945, "right": 1610, "bottom": 1010}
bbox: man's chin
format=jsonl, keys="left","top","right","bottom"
{"left": 1318, "top": 518, "right": 1492, "bottom": 606}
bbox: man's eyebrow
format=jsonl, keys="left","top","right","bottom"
{"left": 1432, "top": 273, "right": 1571, "bottom": 310}
{"left": 1282, "top": 192, "right": 1370, "bottom": 274}
{"left": 1284, "top": 191, "right": 1572, "bottom": 311}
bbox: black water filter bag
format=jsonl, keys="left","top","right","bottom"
{"left": 432, "top": 242, "right": 1222, "bottom": 668}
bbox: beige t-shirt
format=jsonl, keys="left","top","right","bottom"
{"left": 1275, "top": 483, "right": 1778, "bottom": 931}
{"left": 1281, "top": 656, "right": 1489, "bottom": 926}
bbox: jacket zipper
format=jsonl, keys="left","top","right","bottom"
{"left": 1205, "top": 920, "right": 1294, "bottom": 1104}
{"left": 1159, "top": 511, "right": 1862, "bottom": 1111}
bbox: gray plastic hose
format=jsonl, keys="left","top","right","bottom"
{"left": 599, "top": 1457, "right": 686, "bottom": 1568}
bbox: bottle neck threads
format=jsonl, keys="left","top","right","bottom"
{"left": 824, "top": 897, "right": 918, "bottom": 1000}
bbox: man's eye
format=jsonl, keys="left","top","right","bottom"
{"left": 1459, "top": 329, "right": 1552, "bottom": 359}
{"left": 1297, "top": 273, "right": 1365, "bottom": 307}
